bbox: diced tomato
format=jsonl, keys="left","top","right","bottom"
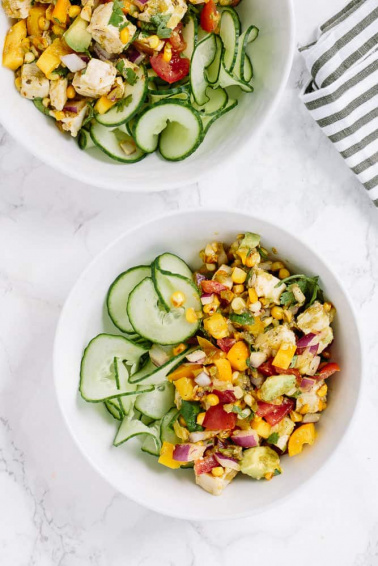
{"left": 258, "top": 359, "right": 277, "bottom": 377}
{"left": 317, "top": 362, "right": 340, "bottom": 379}
{"left": 194, "top": 455, "right": 218, "bottom": 475}
{"left": 201, "top": 280, "right": 228, "bottom": 294}
{"left": 150, "top": 52, "right": 190, "bottom": 84}
{"left": 203, "top": 404, "right": 237, "bottom": 431}
{"left": 169, "top": 22, "right": 186, "bottom": 53}
{"left": 217, "top": 338, "right": 236, "bottom": 352}
{"left": 274, "top": 366, "right": 301, "bottom": 382}
{"left": 200, "top": 0, "right": 220, "bottom": 33}
{"left": 212, "top": 389, "right": 236, "bottom": 403}
{"left": 256, "top": 398, "right": 295, "bottom": 426}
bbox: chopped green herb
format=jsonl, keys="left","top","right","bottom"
{"left": 229, "top": 312, "right": 255, "bottom": 326}
{"left": 273, "top": 468, "right": 282, "bottom": 476}
{"left": 179, "top": 401, "right": 203, "bottom": 432}
{"left": 125, "top": 67, "right": 137, "bottom": 85}
{"left": 267, "top": 432, "right": 279, "bottom": 444}
{"left": 82, "top": 103, "right": 95, "bottom": 126}
{"left": 115, "top": 94, "right": 132, "bottom": 112}
{"left": 277, "top": 274, "right": 323, "bottom": 309}
{"left": 108, "top": 0, "right": 127, "bottom": 28}
{"left": 258, "top": 246, "right": 269, "bottom": 260}
{"left": 139, "top": 13, "right": 172, "bottom": 38}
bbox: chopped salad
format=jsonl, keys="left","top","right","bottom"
{"left": 2, "top": 0, "right": 258, "bottom": 163}
{"left": 80, "top": 232, "right": 340, "bottom": 496}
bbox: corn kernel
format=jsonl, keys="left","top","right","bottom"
{"left": 279, "top": 268, "right": 290, "bottom": 279}
{"left": 163, "top": 42, "right": 172, "bottom": 62}
{"left": 231, "top": 266, "right": 247, "bottom": 284}
{"left": 317, "top": 384, "right": 328, "bottom": 397}
{"left": 206, "top": 394, "right": 219, "bottom": 406}
{"left": 185, "top": 308, "right": 198, "bottom": 324}
{"left": 290, "top": 410, "right": 302, "bottom": 423}
{"left": 149, "top": 34, "right": 160, "bottom": 49}
{"left": 14, "top": 76, "right": 22, "bottom": 91}
{"left": 55, "top": 110, "right": 65, "bottom": 120}
{"left": 233, "top": 284, "right": 244, "bottom": 294}
{"left": 179, "top": 415, "right": 186, "bottom": 427}
{"left": 264, "top": 472, "right": 274, "bottom": 481}
{"left": 283, "top": 309, "right": 293, "bottom": 323}
{"left": 248, "top": 288, "right": 258, "bottom": 303}
{"left": 271, "top": 261, "right": 284, "bottom": 272}
{"left": 244, "top": 393, "right": 253, "bottom": 406}
{"left": 196, "top": 412, "right": 206, "bottom": 426}
{"left": 171, "top": 291, "right": 185, "bottom": 308}
{"left": 66, "top": 85, "right": 75, "bottom": 98}
{"left": 206, "top": 263, "right": 216, "bottom": 271}
{"left": 324, "top": 302, "right": 332, "bottom": 312}
{"left": 231, "top": 297, "right": 246, "bottom": 312}
{"left": 38, "top": 16, "right": 50, "bottom": 30}
{"left": 299, "top": 404, "right": 310, "bottom": 415}
{"left": 21, "top": 37, "right": 30, "bottom": 51}
{"left": 42, "top": 97, "right": 50, "bottom": 107}
{"left": 52, "top": 24, "right": 65, "bottom": 35}
{"left": 68, "top": 4, "right": 81, "bottom": 17}
{"left": 245, "top": 251, "right": 259, "bottom": 268}
{"left": 172, "top": 343, "right": 186, "bottom": 356}
{"left": 24, "top": 51, "right": 35, "bottom": 63}
{"left": 271, "top": 306, "right": 284, "bottom": 320}
{"left": 120, "top": 26, "right": 130, "bottom": 44}
{"left": 260, "top": 297, "right": 268, "bottom": 306}
{"left": 319, "top": 400, "right": 327, "bottom": 411}
{"left": 211, "top": 466, "right": 224, "bottom": 477}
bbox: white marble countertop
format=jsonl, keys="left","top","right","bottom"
{"left": 1, "top": 0, "right": 378, "bottom": 564}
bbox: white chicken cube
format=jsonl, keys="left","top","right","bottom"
{"left": 195, "top": 469, "right": 238, "bottom": 496}
{"left": 252, "top": 268, "right": 286, "bottom": 305}
{"left": 2, "top": 0, "right": 31, "bottom": 18}
{"left": 317, "top": 326, "right": 334, "bottom": 354}
{"left": 72, "top": 58, "right": 116, "bottom": 98}
{"left": 255, "top": 323, "right": 296, "bottom": 357}
{"left": 297, "top": 301, "right": 330, "bottom": 335}
{"left": 60, "top": 101, "right": 88, "bottom": 137}
{"left": 88, "top": 3, "right": 136, "bottom": 54}
{"left": 296, "top": 389, "right": 324, "bottom": 414}
{"left": 138, "top": 0, "right": 187, "bottom": 29}
{"left": 20, "top": 63, "right": 50, "bottom": 100}
{"left": 49, "top": 77, "right": 67, "bottom": 111}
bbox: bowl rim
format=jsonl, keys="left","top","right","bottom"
{"left": 0, "top": 0, "right": 296, "bottom": 192}
{"left": 53, "top": 207, "right": 363, "bottom": 520}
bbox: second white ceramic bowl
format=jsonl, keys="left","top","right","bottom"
{"left": 54, "top": 209, "right": 362, "bottom": 520}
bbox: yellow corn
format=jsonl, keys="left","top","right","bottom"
{"left": 42, "top": 97, "right": 50, "bottom": 107}
{"left": 185, "top": 308, "right": 198, "bottom": 324}
{"left": 299, "top": 404, "right": 310, "bottom": 415}
{"left": 149, "top": 34, "right": 160, "bottom": 49}
{"left": 317, "top": 384, "right": 328, "bottom": 397}
{"left": 55, "top": 110, "right": 65, "bottom": 120}
{"left": 248, "top": 288, "right": 258, "bottom": 303}
{"left": 38, "top": 16, "right": 50, "bottom": 31}
{"left": 172, "top": 343, "right": 187, "bottom": 356}
{"left": 163, "top": 42, "right": 172, "bottom": 62}
{"left": 203, "top": 313, "right": 229, "bottom": 339}
{"left": 179, "top": 415, "right": 186, "bottom": 427}
{"left": 283, "top": 309, "right": 293, "bottom": 323}
{"left": 260, "top": 297, "right": 268, "bottom": 306}
{"left": 323, "top": 302, "right": 332, "bottom": 312}
{"left": 231, "top": 297, "right": 246, "bottom": 312}
{"left": 68, "top": 4, "right": 81, "bottom": 17}
{"left": 66, "top": 85, "right": 75, "bottom": 98}
{"left": 21, "top": 37, "right": 30, "bottom": 51}
{"left": 245, "top": 252, "right": 259, "bottom": 268}
{"left": 233, "top": 284, "right": 244, "bottom": 294}
{"left": 244, "top": 393, "right": 253, "bottom": 406}
{"left": 171, "top": 291, "right": 185, "bottom": 308}
{"left": 14, "top": 76, "right": 22, "bottom": 91}
{"left": 319, "top": 400, "right": 327, "bottom": 411}
{"left": 52, "top": 24, "right": 65, "bottom": 35}
{"left": 290, "top": 410, "right": 302, "bottom": 423}
{"left": 196, "top": 412, "right": 206, "bottom": 426}
{"left": 206, "top": 394, "right": 219, "bottom": 406}
{"left": 231, "top": 267, "right": 247, "bottom": 284}
{"left": 279, "top": 268, "right": 290, "bottom": 279}
{"left": 120, "top": 26, "right": 130, "bottom": 44}
{"left": 211, "top": 467, "right": 224, "bottom": 477}
{"left": 24, "top": 51, "right": 35, "bottom": 63}
{"left": 271, "top": 261, "right": 284, "bottom": 272}
{"left": 264, "top": 472, "right": 274, "bottom": 481}
{"left": 271, "top": 306, "right": 284, "bottom": 320}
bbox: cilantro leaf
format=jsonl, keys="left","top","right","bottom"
{"left": 115, "top": 94, "right": 132, "bottom": 112}
{"left": 151, "top": 14, "right": 172, "bottom": 38}
{"left": 277, "top": 274, "right": 324, "bottom": 309}
{"left": 273, "top": 468, "right": 282, "bottom": 476}
{"left": 179, "top": 401, "right": 203, "bottom": 432}
{"left": 229, "top": 312, "right": 255, "bottom": 326}
{"left": 109, "top": 0, "right": 126, "bottom": 28}
{"left": 125, "top": 67, "right": 137, "bottom": 85}
{"left": 280, "top": 290, "right": 295, "bottom": 308}
{"left": 267, "top": 432, "right": 279, "bottom": 444}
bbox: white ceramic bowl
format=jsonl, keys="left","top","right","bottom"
{"left": 0, "top": 1, "right": 295, "bottom": 191}
{"left": 54, "top": 209, "right": 362, "bottom": 520}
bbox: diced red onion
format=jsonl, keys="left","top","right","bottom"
{"left": 308, "top": 344, "right": 319, "bottom": 355}
{"left": 302, "top": 413, "right": 320, "bottom": 423}
{"left": 134, "top": 0, "right": 148, "bottom": 8}
{"left": 63, "top": 103, "right": 79, "bottom": 113}
{"left": 297, "top": 333, "right": 319, "bottom": 348}
{"left": 300, "top": 377, "right": 316, "bottom": 391}
{"left": 195, "top": 273, "right": 206, "bottom": 287}
{"left": 173, "top": 443, "right": 206, "bottom": 462}
{"left": 186, "top": 350, "right": 206, "bottom": 363}
{"left": 60, "top": 53, "right": 87, "bottom": 72}
{"left": 194, "top": 371, "right": 211, "bottom": 387}
{"left": 79, "top": 55, "right": 90, "bottom": 63}
{"left": 126, "top": 45, "right": 146, "bottom": 65}
{"left": 149, "top": 344, "right": 170, "bottom": 367}
{"left": 214, "top": 452, "right": 240, "bottom": 471}
{"left": 201, "top": 293, "right": 214, "bottom": 305}
{"left": 231, "top": 429, "right": 259, "bottom": 448}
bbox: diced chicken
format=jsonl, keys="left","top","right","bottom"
{"left": 295, "top": 352, "right": 321, "bottom": 376}
{"left": 255, "top": 323, "right": 296, "bottom": 357}
{"left": 81, "top": 0, "right": 100, "bottom": 21}
{"left": 195, "top": 469, "right": 238, "bottom": 496}
{"left": 60, "top": 101, "right": 88, "bottom": 137}
{"left": 270, "top": 417, "right": 295, "bottom": 451}
{"left": 2, "top": 0, "right": 31, "bottom": 19}
{"left": 72, "top": 59, "right": 116, "bottom": 98}
{"left": 88, "top": 3, "right": 136, "bottom": 54}
{"left": 297, "top": 301, "right": 330, "bottom": 335}
{"left": 138, "top": 0, "right": 187, "bottom": 29}
{"left": 251, "top": 268, "right": 286, "bottom": 305}
{"left": 20, "top": 63, "right": 50, "bottom": 99}
{"left": 49, "top": 77, "right": 67, "bottom": 111}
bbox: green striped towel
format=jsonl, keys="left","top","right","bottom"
{"left": 301, "top": 0, "right": 378, "bottom": 206}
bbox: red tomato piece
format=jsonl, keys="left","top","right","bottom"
{"left": 194, "top": 455, "right": 218, "bottom": 475}
{"left": 258, "top": 359, "right": 277, "bottom": 377}
{"left": 274, "top": 366, "right": 301, "bottom": 382}
{"left": 150, "top": 52, "right": 190, "bottom": 84}
{"left": 203, "top": 404, "right": 237, "bottom": 431}
{"left": 256, "top": 398, "right": 295, "bottom": 426}
{"left": 216, "top": 338, "right": 236, "bottom": 352}
{"left": 317, "top": 362, "right": 340, "bottom": 379}
{"left": 201, "top": 280, "right": 228, "bottom": 294}
{"left": 169, "top": 22, "right": 187, "bottom": 53}
{"left": 200, "top": 0, "right": 220, "bottom": 33}
{"left": 212, "top": 389, "right": 236, "bottom": 403}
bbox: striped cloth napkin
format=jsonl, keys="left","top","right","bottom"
{"left": 300, "top": 0, "right": 378, "bottom": 206}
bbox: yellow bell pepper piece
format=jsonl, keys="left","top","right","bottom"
{"left": 203, "top": 313, "right": 229, "bottom": 339}
{"left": 214, "top": 358, "right": 233, "bottom": 381}
{"left": 272, "top": 343, "right": 297, "bottom": 370}
{"left": 94, "top": 95, "right": 116, "bottom": 115}
{"left": 36, "top": 38, "right": 71, "bottom": 76}
{"left": 27, "top": 5, "right": 47, "bottom": 36}
{"left": 2, "top": 20, "right": 27, "bottom": 71}
{"left": 227, "top": 341, "right": 249, "bottom": 371}
{"left": 168, "top": 363, "right": 202, "bottom": 382}
{"left": 52, "top": 0, "right": 71, "bottom": 25}
{"left": 288, "top": 423, "right": 316, "bottom": 457}
{"left": 158, "top": 442, "right": 183, "bottom": 469}
{"left": 174, "top": 377, "right": 194, "bottom": 400}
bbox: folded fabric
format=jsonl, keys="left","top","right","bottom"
{"left": 300, "top": 0, "right": 378, "bottom": 206}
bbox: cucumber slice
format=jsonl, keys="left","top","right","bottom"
{"left": 95, "top": 65, "right": 148, "bottom": 127}
{"left": 134, "top": 100, "right": 203, "bottom": 161}
{"left": 105, "top": 400, "right": 123, "bottom": 420}
{"left": 154, "top": 252, "right": 193, "bottom": 280}
{"left": 206, "top": 35, "right": 222, "bottom": 85}
{"left": 135, "top": 381, "right": 175, "bottom": 419}
{"left": 129, "top": 347, "right": 195, "bottom": 384}
{"left": 114, "top": 408, "right": 160, "bottom": 446}
{"left": 79, "top": 334, "right": 149, "bottom": 402}
{"left": 219, "top": 7, "right": 241, "bottom": 72}
{"left": 90, "top": 123, "right": 146, "bottom": 163}
{"left": 218, "top": 59, "right": 254, "bottom": 92}
{"left": 141, "top": 421, "right": 162, "bottom": 456}
{"left": 243, "top": 55, "right": 253, "bottom": 83}
{"left": 160, "top": 407, "right": 180, "bottom": 444}
{"left": 233, "top": 25, "right": 258, "bottom": 83}
{"left": 152, "top": 266, "right": 201, "bottom": 313}
{"left": 201, "top": 97, "right": 238, "bottom": 135}
{"left": 107, "top": 265, "right": 151, "bottom": 334}
{"left": 193, "top": 87, "right": 228, "bottom": 116}
{"left": 78, "top": 128, "right": 95, "bottom": 150}
{"left": 182, "top": 14, "right": 198, "bottom": 60}
{"left": 140, "top": 414, "right": 155, "bottom": 425}
{"left": 190, "top": 34, "right": 217, "bottom": 105}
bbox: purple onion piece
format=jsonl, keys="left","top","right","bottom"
{"left": 299, "top": 377, "right": 316, "bottom": 391}
{"left": 297, "top": 333, "right": 319, "bottom": 348}
{"left": 195, "top": 273, "right": 206, "bottom": 287}
{"left": 173, "top": 443, "right": 206, "bottom": 462}
{"left": 214, "top": 452, "right": 241, "bottom": 471}
{"left": 231, "top": 430, "right": 259, "bottom": 448}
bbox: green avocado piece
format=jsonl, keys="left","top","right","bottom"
{"left": 241, "top": 446, "right": 281, "bottom": 480}
{"left": 64, "top": 17, "right": 92, "bottom": 52}
{"left": 259, "top": 374, "right": 297, "bottom": 402}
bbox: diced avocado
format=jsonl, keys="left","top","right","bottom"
{"left": 64, "top": 17, "right": 92, "bottom": 52}
{"left": 240, "top": 232, "right": 260, "bottom": 250}
{"left": 241, "top": 446, "right": 281, "bottom": 480}
{"left": 259, "top": 374, "right": 297, "bottom": 402}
